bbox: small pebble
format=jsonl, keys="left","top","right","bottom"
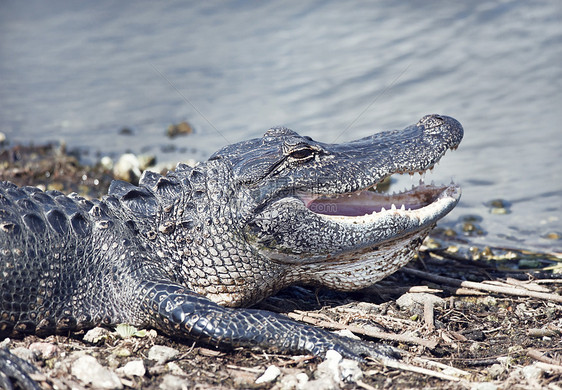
{"left": 488, "top": 363, "right": 505, "bottom": 379}
{"left": 159, "top": 374, "right": 188, "bottom": 390}
{"left": 118, "top": 360, "right": 146, "bottom": 378}
{"left": 167, "top": 361, "right": 186, "bottom": 376}
{"left": 255, "top": 365, "right": 281, "bottom": 384}
{"left": 396, "top": 292, "right": 445, "bottom": 313}
{"left": 339, "top": 359, "right": 362, "bottom": 383}
{"left": 71, "top": 355, "right": 123, "bottom": 389}
{"left": 148, "top": 345, "right": 179, "bottom": 364}
{"left": 522, "top": 364, "right": 543, "bottom": 380}
{"left": 113, "top": 153, "right": 142, "bottom": 182}
{"left": 472, "top": 383, "right": 498, "bottom": 390}
{"left": 100, "top": 156, "right": 114, "bottom": 170}
{"left": 10, "top": 347, "right": 34, "bottom": 363}
{"left": 167, "top": 121, "right": 193, "bottom": 138}
{"left": 278, "top": 372, "right": 309, "bottom": 390}
{"left": 312, "top": 350, "right": 342, "bottom": 389}
{"left": 83, "top": 327, "right": 111, "bottom": 344}
{"left": 29, "top": 342, "right": 59, "bottom": 359}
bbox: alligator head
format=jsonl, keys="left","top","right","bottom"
{"left": 204, "top": 114, "right": 463, "bottom": 301}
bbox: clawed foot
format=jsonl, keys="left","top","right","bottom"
{"left": 329, "top": 337, "right": 402, "bottom": 362}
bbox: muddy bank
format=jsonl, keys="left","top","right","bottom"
{"left": 1, "top": 142, "right": 561, "bottom": 389}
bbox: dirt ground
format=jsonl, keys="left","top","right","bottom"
{"left": 1, "top": 142, "right": 561, "bottom": 389}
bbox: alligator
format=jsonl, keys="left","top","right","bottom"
{"left": 0, "top": 114, "right": 462, "bottom": 388}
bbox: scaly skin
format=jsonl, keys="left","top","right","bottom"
{"left": 0, "top": 114, "right": 462, "bottom": 387}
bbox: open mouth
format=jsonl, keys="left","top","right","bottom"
{"left": 297, "top": 179, "right": 459, "bottom": 219}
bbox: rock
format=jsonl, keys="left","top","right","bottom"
{"left": 117, "top": 360, "right": 146, "bottom": 378}
{"left": 307, "top": 350, "right": 342, "bottom": 389}
{"left": 278, "top": 371, "right": 309, "bottom": 390}
{"left": 100, "top": 156, "right": 114, "bottom": 171}
{"left": 339, "top": 358, "right": 362, "bottom": 383}
{"left": 396, "top": 292, "right": 445, "bottom": 314}
{"left": 29, "top": 342, "right": 59, "bottom": 359}
{"left": 488, "top": 363, "right": 505, "bottom": 379}
{"left": 167, "top": 361, "right": 187, "bottom": 376}
{"left": 159, "top": 374, "right": 188, "bottom": 390}
{"left": 113, "top": 153, "right": 156, "bottom": 183}
{"left": 167, "top": 121, "right": 193, "bottom": 138}
{"left": 10, "top": 347, "right": 35, "bottom": 363}
{"left": 472, "top": 383, "right": 498, "bottom": 390}
{"left": 521, "top": 364, "right": 543, "bottom": 380}
{"left": 315, "top": 350, "right": 342, "bottom": 382}
{"left": 303, "top": 349, "right": 364, "bottom": 389}
{"left": 83, "top": 327, "right": 112, "bottom": 344}
{"left": 255, "top": 365, "right": 281, "bottom": 384}
{"left": 0, "top": 338, "right": 10, "bottom": 349}
{"left": 138, "top": 154, "right": 156, "bottom": 170}
{"left": 305, "top": 375, "right": 338, "bottom": 390}
{"left": 148, "top": 345, "right": 179, "bottom": 364}
{"left": 114, "top": 347, "right": 132, "bottom": 357}
{"left": 113, "top": 153, "right": 142, "bottom": 183}
{"left": 71, "top": 355, "right": 123, "bottom": 389}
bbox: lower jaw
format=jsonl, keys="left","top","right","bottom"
{"left": 295, "top": 228, "right": 430, "bottom": 290}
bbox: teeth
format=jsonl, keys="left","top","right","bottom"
{"left": 391, "top": 204, "right": 396, "bottom": 210}
{"left": 400, "top": 204, "right": 405, "bottom": 210}
{"left": 381, "top": 206, "right": 386, "bottom": 212}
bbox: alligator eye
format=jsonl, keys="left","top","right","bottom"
{"left": 289, "top": 148, "right": 315, "bottom": 160}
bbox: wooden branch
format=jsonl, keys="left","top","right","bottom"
{"left": 402, "top": 268, "right": 562, "bottom": 303}
{"left": 287, "top": 312, "right": 438, "bottom": 349}
{"left": 527, "top": 349, "right": 562, "bottom": 366}
{"left": 367, "top": 357, "right": 466, "bottom": 382}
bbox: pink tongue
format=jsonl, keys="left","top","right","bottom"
{"left": 307, "top": 197, "right": 387, "bottom": 216}
{"left": 302, "top": 190, "right": 431, "bottom": 217}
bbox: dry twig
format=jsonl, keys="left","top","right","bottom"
{"left": 527, "top": 348, "right": 562, "bottom": 366}
{"left": 402, "top": 268, "right": 562, "bottom": 303}
{"left": 287, "top": 312, "right": 438, "bottom": 349}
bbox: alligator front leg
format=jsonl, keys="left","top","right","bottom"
{"left": 141, "top": 282, "right": 398, "bottom": 361}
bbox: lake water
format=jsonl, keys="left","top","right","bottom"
{"left": 1, "top": 0, "right": 561, "bottom": 254}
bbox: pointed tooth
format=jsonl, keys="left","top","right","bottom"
{"left": 400, "top": 204, "right": 405, "bottom": 211}
{"left": 391, "top": 204, "right": 396, "bottom": 210}
{"left": 381, "top": 206, "right": 386, "bottom": 212}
